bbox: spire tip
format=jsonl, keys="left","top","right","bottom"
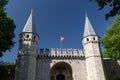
{"left": 85, "top": 10, "right": 88, "bottom": 17}
{"left": 31, "top": 8, "right": 33, "bottom": 13}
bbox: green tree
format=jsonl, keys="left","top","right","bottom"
{"left": 102, "top": 16, "right": 120, "bottom": 59}
{"left": 0, "top": 61, "right": 15, "bottom": 80}
{"left": 89, "top": 0, "right": 120, "bottom": 20}
{"left": 0, "top": 0, "right": 16, "bottom": 57}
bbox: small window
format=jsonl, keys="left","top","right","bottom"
{"left": 34, "top": 36, "right": 36, "bottom": 39}
{"left": 93, "top": 37, "right": 95, "bottom": 40}
{"left": 87, "top": 38, "right": 89, "bottom": 41}
{"left": 26, "top": 35, "right": 29, "bottom": 38}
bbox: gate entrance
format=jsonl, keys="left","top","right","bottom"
{"left": 50, "top": 62, "right": 72, "bottom": 80}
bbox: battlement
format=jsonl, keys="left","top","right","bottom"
{"left": 39, "top": 48, "right": 84, "bottom": 58}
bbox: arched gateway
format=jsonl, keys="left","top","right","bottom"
{"left": 50, "top": 62, "right": 73, "bottom": 80}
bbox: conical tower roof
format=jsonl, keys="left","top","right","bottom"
{"left": 83, "top": 13, "right": 96, "bottom": 38}
{"left": 23, "top": 10, "right": 37, "bottom": 34}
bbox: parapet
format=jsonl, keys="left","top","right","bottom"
{"left": 39, "top": 48, "right": 84, "bottom": 58}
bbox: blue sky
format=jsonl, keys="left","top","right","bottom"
{"left": 0, "top": 0, "right": 116, "bottom": 62}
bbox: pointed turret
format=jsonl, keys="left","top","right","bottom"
{"left": 23, "top": 9, "right": 37, "bottom": 34}
{"left": 83, "top": 13, "right": 96, "bottom": 38}
{"left": 15, "top": 10, "right": 39, "bottom": 80}
{"left": 82, "top": 13, "right": 106, "bottom": 80}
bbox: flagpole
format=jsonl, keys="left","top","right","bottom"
{"left": 60, "top": 40, "right": 62, "bottom": 49}
{"left": 60, "top": 36, "right": 65, "bottom": 49}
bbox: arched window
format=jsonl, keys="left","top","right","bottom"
{"left": 87, "top": 38, "right": 89, "bottom": 41}
{"left": 93, "top": 37, "right": 95, "bottom": 40}
{"left": 26, "top": 35, "right": 29, "bottom": 38}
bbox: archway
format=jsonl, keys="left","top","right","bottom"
{"left": 50, "top": 62, "right": 73, "bottom": 80}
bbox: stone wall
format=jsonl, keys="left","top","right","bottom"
{"left": 36, "top": 48, "right": 87, "bottom": 80}
{"left": 103, "top": 58, "right": 120, "bottom": 80}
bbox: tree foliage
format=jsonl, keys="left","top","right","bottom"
{"left": 89, "top": 0, "right": 120, "bottom": 20}
{"left": 0, "top": 61, "right": 15, "bottom": 80}
{"left": 0, "top": 0, "right": 16, "bottom": 57}
{"left": 102, "top": 16, "right": 120, "bottom": 59}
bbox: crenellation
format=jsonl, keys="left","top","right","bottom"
{"left": 61, "top": 49, "right": 66, "bottom": 56}
{"left": 73, "top": 49, "right": 78, "bottom": 56}
{"left": 45, "top": 48, "right": 50, "bottom": 55}
{"left": 51, "top": 48, "right": 56, "bottom": 56}
{"left": 56, "top": 48, "right": 61, "bottom": 55}
{"left": 78, "top": 49, "right": 84, "bottom": 56}
{"left": 67, "top": 48, "right": 73, "bottom": 55}
{"left": 40, "top": 48, "right": 44, "bottom": 55}
{"left": 39, "top": 48, "right": 84, "bottom": 58}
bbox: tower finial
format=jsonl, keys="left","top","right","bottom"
{"left": 85, "top": 10, "right": 87, "bottom": 17}
{"left": 31, "top": 8, "right": 33, "bottom": 14}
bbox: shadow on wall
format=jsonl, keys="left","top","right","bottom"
{"left": 103, "top": 58, "right": 120, "bottom": 80}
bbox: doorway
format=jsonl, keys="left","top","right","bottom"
{"left": 56, "top": 74, "right": 65, "bottom": 80}
{"left": 50, "top": 62, "right": 72, "bottom": 80}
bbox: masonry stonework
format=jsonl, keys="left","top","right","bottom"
{"left": 15, "top": 11, "right": 120, "bottom": 80}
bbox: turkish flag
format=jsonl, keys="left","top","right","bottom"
{"left": 60, "top": 36, "right": 65, "bottom": 41}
